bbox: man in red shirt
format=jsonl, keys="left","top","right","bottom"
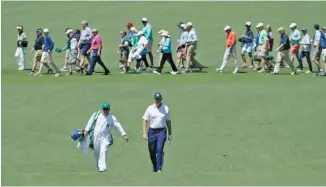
{"left": 216, "top": 25, "right": 239, "bottom": 74}
{"left": 86, "top": 29, "right": 110, "bottom": 76}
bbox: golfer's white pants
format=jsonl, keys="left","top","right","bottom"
{"left": 220, "top": 46, "right": 239, "bottom": 71}
{"left": 15, "top": 47, "right": 27, "bottom": 69}
{"left": 94, "top": 140, "right": 110, "bottom": 171}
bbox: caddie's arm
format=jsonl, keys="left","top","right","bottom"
{"left": 84, "top": 113, "right": 95, "bottom": 136}
{"left": 112, "top": 115, "right": 128, "bottom": 142}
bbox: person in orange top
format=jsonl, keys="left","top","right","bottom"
{"left": 216, "top": 25, "right": 239, "bottom": 74}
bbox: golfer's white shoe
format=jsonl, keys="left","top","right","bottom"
{"left": 290, "top": 71, "right": 296, "bottom": 75}
{"left": 171, "top": 71, "right": 178, "bottom": 75}
{"left": 305, "top": 70, "right": 312, "bottom": 74}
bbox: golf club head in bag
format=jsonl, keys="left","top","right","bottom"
{"left": 71, "top": 128, "right": 85, "bottom": 142}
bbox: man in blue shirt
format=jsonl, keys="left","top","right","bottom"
{"left": 317, "top": 26, "right": 326, "bottom": 76}
{"left": 241, "top": 22, "right": 254, "bottom": 68}
{"left": 141, "top": 17, "right": 154, "bottom": 67}
{"left": 34, "top": 28, "right": 61, "bottom": 76}
{"left": 153, "top": 31, "right": 178, "bottom": 75}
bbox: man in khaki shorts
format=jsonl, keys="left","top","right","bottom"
{"left": 272, "top": 27, "right": 296, "bottom": 75}
{"left": 256, "top": 23, "right": 268, "bottom": 73}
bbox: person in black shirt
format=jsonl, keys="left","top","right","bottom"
{"left": 272, "top": 27, "right": 296, "bottom": 75}
{"left": 30, "top": 28, "right": 52, "bottom": 75}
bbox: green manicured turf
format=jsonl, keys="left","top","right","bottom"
{"left": 2, "top": 1, "right": 326, "bottom": 186}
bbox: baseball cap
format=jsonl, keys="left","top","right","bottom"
{"left": 16, "top": 26, "right": 23, "bottom": 30}
{"left": 125, "top": 22, "right": 133, "bottom": 27}
{"left": 256, "top": 23, "right": 264, "bottom": 28}
{"left": 142, "top": 17, "right": 148, "bottom": 22}
{"left": 177, "top": 21, "right": 184, "bottom": 27}
{"left": 43, "top": 28, "right": 49, "bottom": 33}
{"left": 92, "top": 28, "right": 98, "bottom": 32}
{"left": 301, "top": 28, "right": 307, "bottom": 32}
{"left": 158, "top": 30, "right": 165, "bottom": 34}
{"left": 245, "top": 22, "right": 251, "bottom": 26}
{"left": 186, "top": 22, "right": 193, "bottom": 26}
{"left": 161, "top": 31, "right": 169, "bottom": 36}
{"left": 36, "top": 28, "right": 43, "bottom": 32}
{"left": 224, "top": 25, "right": 231, "bottom": 31}
{"left": 180, "top": 24, "right": 186, "bottom": 28}
{"left": 153, "top": 92, "right": 162, "bottom": 99}
{"left": 102, "top": 102, "right": 110, "bottom": 109}
{"left": 81, "top": 20, "right": 88, "bottom": 24}
{"left": 65, "top": 29, "right": 74, "bottom": 34}
{"left": 277, "top": 27, "right": 285, "bottom": 31}
{"left": 289, "top": 23, "right": 297, "bottom": 28}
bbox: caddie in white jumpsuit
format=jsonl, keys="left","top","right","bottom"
{"left": 15, "top": 25, "right": 28, "bottom": 70}
{"left": 84, "top": 102, "right": 129, "bottom": 172}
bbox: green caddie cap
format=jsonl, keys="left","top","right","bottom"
{"left": 55, "top": 48, "right": 62, "bottom": 53}
{"left": 101, "top": 102, "right": 110, "bottom": 109}
{"left": 177, "top": 22, "right": 184, "bottom": 28}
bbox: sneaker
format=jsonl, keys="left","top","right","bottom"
{"left": 297, "top": 69, "right": 303, "bottom": 72}
{"left": 54, "top": 73, "right": 60, "bottom": 77}
{"left": 33, "top": 72, "right": 42, "bottom": 76}
{"left": 233, "top": 69, "right": 239, "bottom": 74}
{"left": 216, "top": 68, "right": 223, "bottom": 73}
{"left": 153, "top": 70, "right": 161, "bottom": 75}
{"left": 136, "top": 68, "right": 141, "bottom": 73}
{"left": 18, "top": 66, "right": 24, "bottom": 71}
{"left": 290, "top": 71, "right": 296, "bottom": 75}
{"left": 305, "top": 70, "right": 312, "bottom": 74}
{"left": 271, "top": 72, "right": 279, "bottom": 75}
{"left": 60, "top": 67, "right": 67, "bottom": 71}
{"left": 171, "top": 71, "right": 178, "bottom": 75}
{"left": 258, "top": 69, "right": 265, "bottom": 73}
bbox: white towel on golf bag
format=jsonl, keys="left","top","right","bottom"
{"left": 77, "top": 135, "right": 90, "bottom": 154}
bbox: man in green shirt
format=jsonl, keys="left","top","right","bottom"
{"left": 256, "top": 23, "right": 269, "bottom": 73}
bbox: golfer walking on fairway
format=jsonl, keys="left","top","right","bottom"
{"left": 84, "top": 102, "right": 129, "bottom": 172}
{"left": 142, "top": 93, "right": 172, "bottom": 172}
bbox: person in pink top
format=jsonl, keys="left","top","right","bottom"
{"left": 86, "top": 29, "right": 110, "bottom": 75}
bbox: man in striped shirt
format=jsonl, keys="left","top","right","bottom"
{"left": 79, "top": 20, "right": 92, "bottom": 74}
{"left": 216, "top": 25, "right": 239, "bottom": 74}
{"left": 141, "top": 18, "right": 154, "bottom": 67}
{"left": 86, "top": 29, "right": 110, "bottom": 76}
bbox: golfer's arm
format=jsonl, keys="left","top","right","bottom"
{"left": 167, "top": 120, "right": 172, "bottom": 136}
{"left": 142, "top": 120, "right": 148, "bottom": 135}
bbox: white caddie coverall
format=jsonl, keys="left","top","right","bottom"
{"left": 15, "top": 32, "right": 28, "bottom": 70}
{"left": 85, "top": 112, "right": 127, "bottom": 172}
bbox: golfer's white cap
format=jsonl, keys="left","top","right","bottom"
{"left": 136, "top": 31, "right": 144, "bottom": 35}
{"left": 161, "top": 31, "right": 169, "bottom": 36}
{"left": 141, "top": 17, "right": 148, "bottom": 22}
{"left": 277, "top": 27, "right": 285, "bottom": 31}
{"left": 65, "top": 29, "right": 74, "bottom": 34}
{"left": 180, "top": 24, "right": 186, "bottom": 28}
{"left": 256, "top": 23, "right": 264, "bottom": 28}
{"left": 81, "top": 20, "right": 88, "bottom": 24}
{"left": 186, "top": 22, "right": 193, "bottom": 26}
{"left": 158, "top": 30, "right": 165, "bottom": 34}
{"left": 289, "top": 23, "right": 297, "bottom": 28}
{"left": 245, "top": 22, "right": 251, "bottom": 26}
{"left": 16, "top": 26, "right": 23, "bottom": 30}
{"left": 43, "top": 28, "right": 49, "bottom": 33}
{"left": 130, "top": 27, "right": 138, "bottom": 33}
{"left": 224, "top": 25, "right": 231, "bottom": 31}
{"left": 92, "top": 28, "right": 98, "bottom": 32}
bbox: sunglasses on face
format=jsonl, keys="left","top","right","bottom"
{"left": 102, "top": 108, "right": 109, "bottom": 111}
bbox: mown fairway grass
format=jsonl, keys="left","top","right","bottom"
{"left": 1, "top": 1, "right": 326, "bottom": 185}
